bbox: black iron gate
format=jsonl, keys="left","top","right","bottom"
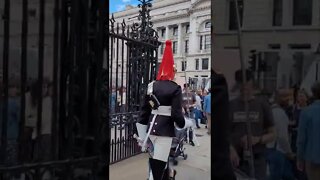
{"left": 107, "top": 0, "right": 160, "bottom": 164}
{"left": 0, "top": 0, "right": 107, "bottom": 179}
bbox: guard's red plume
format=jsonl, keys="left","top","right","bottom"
{"left": 156, "top": 40, "right": 175, "bottom": 81}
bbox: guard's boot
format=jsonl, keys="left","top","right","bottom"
{"left": 162, "top": 167, "right": 170, "bottom": 180}
{"left": 149, "top": 158, "right": 169, "bottom": 180}
{"left": 168, "top": 168, "right": 177, "bottom": 180}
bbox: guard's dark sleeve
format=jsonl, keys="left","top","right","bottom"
{"left": 139, "top": 95, "right": 151, "bottom": 125}
{"left": 171, "top": 86, "right": 185, "bottom": 128}
{"left": 212, "top": 69, "right": 237, "bottom": 180}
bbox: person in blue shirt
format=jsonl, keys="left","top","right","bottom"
{"left": 297, "top": 82, "right": 320, "bottom": 180}
{"left": 5, "top": 79, "right": 20, "bottom": 166}
{"left": 204, "top": 88, "right": 211, "bottom": 135}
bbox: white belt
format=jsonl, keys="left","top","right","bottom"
{"left": 151, "top": 106, "right": 171, "bottom": 116}
{"left": 141, "top": 106, "right": 171, "bottom": 151}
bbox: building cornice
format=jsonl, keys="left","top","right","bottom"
{"left": 214, "top": 27, "right": 320, "bottom": 35}
{"left": 190, "top": 0, "right": 211, "bottom": 9}
{"left": 111, "top": 0, "right": 211, "bottom": 22}
{"left": 157, "top": 52, "right": 211, "bottom": 59}
{"left": 148, "top": 6, "right": 210, "bottom": 24}
{"left": 152, "top": 13, "right": 190, "bottom": 23}
{"left": 186, "top": 53, "right": 211, "bottom": 57}
{"left": 111, "top": 0, "right": 190, "bottom": 19}
{"left": 188, "top": 5, "right": 211, "bottom": 14}
{"left": 176, "top": 70, "right": 211, "bottom": 73}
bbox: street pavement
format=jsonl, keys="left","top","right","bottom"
{"left": 109, "top": 124, "right": 211, "bottom": 180}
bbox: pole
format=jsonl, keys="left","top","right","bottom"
{"left": 316, "top": 62, "right": 319, "bottom": 81}
{"left": 233, "top": 0, "right": 255, "bottom": 178}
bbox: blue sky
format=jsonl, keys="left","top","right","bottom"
{"left": 110, "top": 0, "right": 140, "bottom": 14}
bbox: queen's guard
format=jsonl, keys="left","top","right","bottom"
{"left": 135, "top": 40, "right": 193, "bottom": 180}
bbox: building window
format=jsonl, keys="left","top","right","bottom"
{"left": 200, "top": 36, "right": 203, "bottom": 50}
{"left": 161, "top": 29, "right": 165, "bottom": 37}
{"left": 181, "top": 61, "right": 187, "bottom": 71}
{"left": 185, "top": 40, "right": 189, "bottom": 53}
{"left": 293, "top": 0, "right": 312, "bottom": 25}
{"left": 229, "top": 0, "right": 244, "bottom": 30}
{"left": 204, "top": 35, "right": 211, "bottom": 50}
{"left": 195, "top": 59, "right": 199, "bottom": 70}
{"left": 268, "top": 44, "right": 281, "bottom": 49}
{"left": 28, "top": 9, "right": 37, "bottom": 17}
{"left": 173, "top": 27, "right": 178, "bottom": 36}
{"left": 289, "top": 44, "right": 311, "bottom": 49}
{"left": 160, "top": 43, "right": 164, "bottom": 54}
{"left": 186, "top": 25, "right": 190, "bottom": 33}
{"left": 172, "top": 41, "right": 177, "bottom": 54}
{"left": 205, "top": 21, "right": 211, "bottom": 29}
{"left": 273, "top": 0, "right": 283, "bottom": 26}
{"left": 202, "top": 58, "right": 209, "bottom": 70}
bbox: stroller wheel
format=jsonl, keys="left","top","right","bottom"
{"left": 173, "top": 159, "right": 178, "bottom": 166}
{"left": 205, "top": 125, "right": 207, "bottom": 128}
{"left": 183, "top": 154, "right": 188, "bottom": 160}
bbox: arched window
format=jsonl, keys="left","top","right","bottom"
{"left": 205, "top": 21, "right": 211, "bottom": 29}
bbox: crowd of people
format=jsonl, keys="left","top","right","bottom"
{"left": 181, "top": 83, "right": 211, "bottom": 134}
{"left": 227, "top": 69, "right": 320, "bottom": 180}
{"left": 0, "top": 77, "right": 53, "bottom": 178}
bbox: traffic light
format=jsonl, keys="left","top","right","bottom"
{"left": 257, "top": 52, "right": 267, "bottom": 72}
{"left": 248, "top": 50, "right": 257, "bottom": 71}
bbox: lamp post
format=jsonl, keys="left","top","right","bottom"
{"left": 234, "top": 0, "right": 255, "bottom": 178}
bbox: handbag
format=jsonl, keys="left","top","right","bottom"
{"left": 200, "top": 111, "right": 207, "bottom": 124}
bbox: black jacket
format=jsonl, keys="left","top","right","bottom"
{"left": 139, "top": 80, "right": 185, "bottom": 137}
{"left": 212, "top": 69, "right": 237, "bottom": 180}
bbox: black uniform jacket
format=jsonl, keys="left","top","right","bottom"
{"left": 139, "top": 80, "right": 185, "bottom": 137}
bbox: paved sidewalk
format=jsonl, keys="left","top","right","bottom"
{"left": 109, "top": 124, "right": 211, "bottom": 180}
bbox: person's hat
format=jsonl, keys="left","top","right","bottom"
{"left": 156, "top": 40, "right": 175, "bottom": 81}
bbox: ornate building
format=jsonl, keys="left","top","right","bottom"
{"left": 111, "top": 0, "right": 211, "bottom": 89}
{"left": 213, "top": 0, "right": 320, "bottom": 95}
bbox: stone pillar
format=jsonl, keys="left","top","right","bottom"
{"left": 312, "top": 0, "right": 320, "bottom": 26}
{"left": 165, "top": 26, "right": 170, "bottom": 40}
{"left": 282, "top": 0, "right": 291, "bottom": 27}
{"left": 177, "top": 23, "right": 182, "bottom": 56}
{"left": 277, "top": 51, "right": 293, "bottom": 88}
{"left": 189, "top": 15, "right": 198, "bottom": 54}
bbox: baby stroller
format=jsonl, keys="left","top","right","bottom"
{"left": 169, "top": 128, "right": 188, "bottom": 165}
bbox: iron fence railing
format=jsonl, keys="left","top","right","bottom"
{"left": 0, "top": 0, "right": 107, "bottom": 178}
{"left": 107, "top": 0, "right": 160, "bottom": 164}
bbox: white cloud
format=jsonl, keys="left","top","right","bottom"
{"left": 122, "top": 0, "right": 131, "bottom": 2}
{"left": 116, "top": 4, "right": 126, "bottom": 11}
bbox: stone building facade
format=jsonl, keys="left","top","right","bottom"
{"left": 111, "top": 0, "right": 211, "bottom": 89}
{"left": 213, "top": 0, "right": 320, "bottom": 95}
